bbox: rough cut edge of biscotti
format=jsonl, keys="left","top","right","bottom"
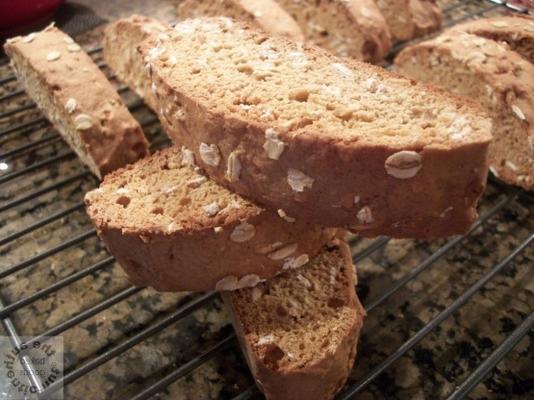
{"left": 449, "top": 15, "right": 534, "bottom": 64}
{"left": 4, "top": 24, "right": 149, "bottom": 179}
{"left": 275, "top": 0, "right": 392, "bottom": 62}
{"left": 103, "top": 15, "right": 167, "bottom": 113}
{"left": 395, "top": 31, "right": 534, "bottom": 190}
{"left": 132, "top": 16, "right": 491, "bottom": 239}
{"left": 177, "top": 0, "right": 304, "bottom": 42}
{"left": 222, "top": 239, "right": 365, "bottom": 400}
{"left": 84, "top": 146, "right": 336, "bottom": 292}
{"left": 375, "top": 0, "right": 442, "bottom": 42}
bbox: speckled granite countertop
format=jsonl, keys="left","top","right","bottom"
{"left": 0, "top": 0, "right": 532, "bottom": 399}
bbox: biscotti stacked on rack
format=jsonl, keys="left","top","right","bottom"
{"left": 4, "top": 24, "right": 149, "bottom": 179}
{"left": 3, "top": 14, "right": 491, "bottom": 399}
{"left": 395, "top": 15, "right": 534, "bottom": 190}
{"left": 80, "top": 15, "right": 493, "bottom": 400}
{"left": 107, "top": 15, "right": 491, "bottom": 239}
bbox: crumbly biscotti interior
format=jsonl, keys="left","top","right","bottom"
{"left": 153, "top": 18, "right": 489, "bottom": 150}
{"left": 87, "top": 146, "right": 259, "bottom": 233}
{"left": 396, "top": 33, "right": 533, "bottom": 188}
{"left": 228, "top": 244, "right": 357, "bottom": 370}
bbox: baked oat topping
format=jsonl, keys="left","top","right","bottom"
{"left": 46, "top": 51, "right": 61, "bottom": 61}
{"left": 385, "top": 151, "right": 423, "bottom": 179}
{"left": 268, "top": 243, "right": 298, "bottom": 260}
{"left": 74, "top": 114, "right": 93, "bottom": 130}
{"left": 199, "top": 143, "right": 221, "bottom": 167}
{"left": 230, "top": 222, "right": 256, "bottom": 242}
{"left": 287, "top": 168, "right": 314, "bottom": 192}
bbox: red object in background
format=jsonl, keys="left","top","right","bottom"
{"left": 0, "top": 0, "right": 64, "bottom": 39}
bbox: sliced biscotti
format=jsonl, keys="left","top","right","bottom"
{"left": 4, "top": 24, "right": 149, "bottom": 179}
{"left": 223, "top": 239, "right": 365, "bottom": 400}
{"left": 395, "top": 31, "right": 534, "bottom": 190}
{"left": 273, "top": 0, "right": 391, "bottom": 61}
{"left": 84, "top": 146, "right": 335, "bottom": 292}
{"left": 375, "top": 0, "right": 442, "bottom": 42}
{"left": 103, "top": 15, "right": 169, "bottom": 113}
{"left": 450, "top": 15, "right": 534, "bottom": 64}
{"left": 130, "top": 17, "right": 492, "bottom": 238}
{"left": 177, "top": 0, "right": 304, "bottom": 42}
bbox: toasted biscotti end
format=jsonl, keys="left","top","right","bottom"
{"left": 274, "top": 0, "right": 391, "bottom": 62}
{"left": 375, "top": 0, "right": 442, "bottom": 42}
{"left": 103, "top": 15, "right": 169, "bottom": 113}
{"left": 223, "top": 239, "right": 365, "bottom": 400}
{"left": 134, "top": 17, "right": 491, "bottom": 238}
{"left": 449, "top": 15, "right": 534, "bottom": 64}
{"left": 4, "top": 24, "right": 149, "bottom": 179}
{"left": 177, "top": 0, "right": 304, "bottom": 42}
{"left": 84, "top": 146, "right": 336, "bottom": 292}
{"left": 395, "top": 31, "right": 534, "bottom": 190}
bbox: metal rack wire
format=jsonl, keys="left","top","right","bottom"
{"left": 0, "top": 0, "right": 532, "bottom": 399}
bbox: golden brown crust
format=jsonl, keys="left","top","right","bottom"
{"left": 395, "top": 31, "right": 534, "bottom": 190}
{"left": 449, "top": 15, "right": 534, "bottom": 64}
{"left": 85, "top": 147, "right": 336, "bottom": 292}
{"left": 128, "top": 17, "right": 491, "bottom": 239}
{"left": 4, "top": 24, "right": 149, "bottom": 179}
{"left": 177, "top": 0, "right": 305, "bottom": 42}
{"left": 275, "top": 0, "right": 392, "bottom": 61}
{"left": 223, "top": 241, "right": 365, "bottom": 400}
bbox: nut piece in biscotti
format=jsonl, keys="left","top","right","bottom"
{"left": 84, "top": 146, "right": 335, "bottom": 292}
{"left": 223, "top": 239, "right": 365, "bottom": 400}
{"left": 177, "top": 0, "right": 304, "bottom": 42}
{"left": 375, "top": 0, "right": 442, "bottom": 42}
{"left": 450, "top": 15, "right": 534, "bottom": 64}
{"left": 121, "top": 16, "right": 492, "bottom": 239}
{"left": 4, "top": 24, "right": 149, "bottom": 179}
{"left": 274, "top": 0, "right": 391, "bottom": 61}
{"left": 395, "top": 31, "right": 534, "bottom": 190}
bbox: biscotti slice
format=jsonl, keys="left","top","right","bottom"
{"left": 177, "top": 0, "right": 304, "bottom": 42}
{"left": 130, "top": 17, "right": 492, "bottom": 238}
{"left": 103, "top": 15, "right": 169, "bottom": 113}
{"left": 223, "top": 239, "right": 365, "bottom": 400}
{"left": 375, "top": 0, "right": 442, "bottom": 42}
{"left": 450, "top": 15, "right": 534, "bottom": 64}
{"left": 395, "top": 31, "right": 534, "bottom": 190}
{"left": 4, "top": 24, "right": 149, "bottom": 179}
{"left": 273, "top": 0, "right": 391, "bottom": 61}
{"left": 84, "top": 146, "right": 335, "bottom": 292}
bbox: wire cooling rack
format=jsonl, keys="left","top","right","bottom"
{"left": 0, "top": 0, "right": 532, "bottom": 399}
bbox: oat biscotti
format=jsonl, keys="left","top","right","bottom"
{"left": 450, "top": 15, "right": 534, "bottom": 64}
{"left": 103, "top": 15, "right": 169, "bottom": 113}
{"left": 375, "top": 0, "right": 442, "bottom": 42}
{"left": 274, "top": 0, "right": 391, "bottom": 61}
{"left": 223, "top": 239, "right": 365, "bottom": 400}
{"left": 84, "top": 146, "right": 335, "bottom": 292}
{"left": 128, "top": 16, "right": 492, "bottom": 239}
{"left": 395, "top": 31, "right": 534, "bottom": 190}
{"left": 177, "top": 0, "right": 304, "bottom": 42}
{"left": 4, "top": 24, "right": 149, "bottom": 179}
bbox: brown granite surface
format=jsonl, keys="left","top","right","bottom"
{"left": 0, "top": 0, "right": 532, "bottom": 399}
